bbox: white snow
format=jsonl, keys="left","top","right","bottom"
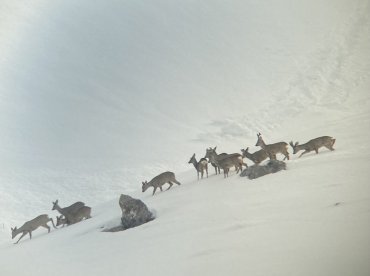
{"left": 0, "top": 0, "right": 369, "bottom": 275}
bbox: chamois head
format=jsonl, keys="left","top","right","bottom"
{"left": 240, "top": 147, "right": 250, "bottom": 158}
{"left": 56, "top": 215, "right": 66, "bottom": 227}
{"left": 188, "top": 153, "right": 196, "bottom": 164}
{"left": 255, "top": 133, "right": 264, "bottom": 147}
{"left": 142, "top": 181, "right": 149, "bottom": 192}
{"left": 52, "top": 200, "right": 59, "bottom": 211}
{"left": 11, "top": 227, "right": 18, "bottom": 239}
{"left": 204, "top": 147, "right": 217, "bottom": 163}
{"left": 289, "top": 141, "right": 299, "bottom": 154}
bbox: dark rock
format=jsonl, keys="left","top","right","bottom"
{"left": 103, "top": 194, "right": 154, "bottom": 232}
{"left": 119, "top": 194, "right": 154, "bottom": 230}
{"left": 240, "top": 160, "right": 286, "bottom": 179}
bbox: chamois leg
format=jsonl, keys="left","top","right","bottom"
{"left": 49, "top": 218, "right": 57, "bottom": 229}
{"left": 224, "top": 168, "right": 229, "bottom": 178}
{"left": 331, "top": 139, "right": 336, "bottom": 149}
{"left": 211, "top": 163, "right": 218, "bottom": 175}
{"left": 167, "top": 181, "right": 173, "bottom": 190}
{"left": 326, "top": 141, "right": 335, "bottom": 151}
{"left": 15, "top": 232, "right": 27, "bottom": 244}
{"left": 283, "top": 152, "right": 289, "bottom": 160}
{"left": 326, "top": 145, "right": 335, "bottom": 151}
{"left": 41, "top": 224, "right": 51, "bottom": 233}
{"left": 299, "top": 150, "right": 310, "bottom": 158}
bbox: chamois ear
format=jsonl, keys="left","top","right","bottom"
{"left": 213, "top": 146, "right": 217, "bottom": 150}
{"left": 289, "top": 141, "right": 294, "bottom": 147}
{"left": 257, "top": 133, "right": 261, "bottom": 137}
{"left": 295, "top": 142, "right": 299, "bottom": 146}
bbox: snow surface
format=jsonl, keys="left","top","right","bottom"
{"left": 0, "top": 0, "right": 369, "bottom": 275}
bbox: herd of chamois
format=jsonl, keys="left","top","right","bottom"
{"left": 188, "top": 133, "right": 335, "bottom": 180}
{"left": 11, "top": 199, "right": 92, "bottom": 244}
{"left": 11, "top": 133, "right": 335, "bottom": 244}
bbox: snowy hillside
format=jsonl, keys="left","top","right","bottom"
{"left": 0, "top": 0, "right": 369, "bottom": 275}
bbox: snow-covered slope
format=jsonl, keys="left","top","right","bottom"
{"left": 0, "top": 0, "right": 369, "bottom": 275}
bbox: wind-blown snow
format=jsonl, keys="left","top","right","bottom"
{"left": 0, "top": 0, "right": 369, "bottom": 275}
